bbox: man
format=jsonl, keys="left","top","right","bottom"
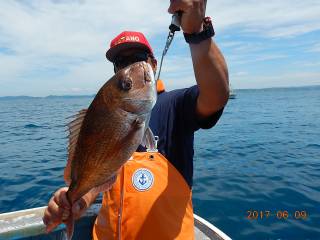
{"left": 43, "top": 0, "right": 229, "bottom": 239}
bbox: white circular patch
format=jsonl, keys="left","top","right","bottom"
{"left": 132, "top": 168, "right": 154, "bottom": 191}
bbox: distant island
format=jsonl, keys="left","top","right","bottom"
{"left": 0, "top": 85, "right": 319, "bottom": 99}
{"left": 45, "top": 94, "right": 95, "bottom": 99}
{"left": 0, "top": 95, "right": 95, "bottom": 100}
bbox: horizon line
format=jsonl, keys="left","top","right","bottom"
{"left": 0, "top": 84, "right": 319, "bottom": 98}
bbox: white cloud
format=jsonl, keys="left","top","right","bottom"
{"left": 309, "top": 43, "right": 320, "bottom": 53}
{"left": 226, "top": 53, "right": 288, "bottom": 66}
{"left": 151, "top": 51, "right": 196, "bottom": 91}
{"left": 0, "top": 54, "right": 29, "bottom": 81}
{"left": 232, "top": 71, "right": 320, "bottom": 89}
{"left": 0, "top": 0, "right": 171, "bottom": 96}
{"left": 0, "top": 0, "right": 319, "bottom": 96}
{"left": 0, "top": 1, "right": 169, "bottom": 57}
{"left": 208, "top": 0, "right": 320, "bottom": 38}
{"left": 234, "top": 72, "right": 249, "bottom": 77}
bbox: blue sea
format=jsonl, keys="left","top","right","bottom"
{"left": 0, "top": 86, "right": 319, "bottom": 240}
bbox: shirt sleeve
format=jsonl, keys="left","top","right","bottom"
{"left": 175, "top": 85, "right": 224, "bottom": 132}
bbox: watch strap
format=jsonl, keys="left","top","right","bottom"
{"left": 183, "top": 17, "right": 215, "bottom": 44}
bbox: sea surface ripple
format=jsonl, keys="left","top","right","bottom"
{"left": 0, "top": 86, "right": 319, "bottom": 239}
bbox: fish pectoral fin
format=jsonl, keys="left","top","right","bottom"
{"left": 64, "top": 109, "right": 88, "bottom": 184}
{"left": 141, "top": 127, "right": 157, "bottom": 151}
{"left": 91, "top": 174, "right": 118, "bottom": 194}
{"left": 133, "top": 117, "right": 145, "bottom": 128}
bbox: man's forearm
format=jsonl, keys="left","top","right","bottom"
{"left": 190, "top": 38, "right": 229, "bottom": 117}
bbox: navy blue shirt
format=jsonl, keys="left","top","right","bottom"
{"left": 138, "top": 85, "right": 223, "bottom": 188}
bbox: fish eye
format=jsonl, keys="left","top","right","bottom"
{"left": 119, "top": 78, "right": 132, "bottom": 91}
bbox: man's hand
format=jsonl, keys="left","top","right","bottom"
{"left": 168, "top": 0, "right": 206, "bottom": 34}
{"left": 42, "top": 187, "right": 93, "bottom": 233}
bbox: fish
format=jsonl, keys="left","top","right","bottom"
{"left": 62, "top": 61, "right": 157, "bottom": 239}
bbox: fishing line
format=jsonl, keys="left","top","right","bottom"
{"left": 156, "top": 12, "right": 182, "bottom": 81}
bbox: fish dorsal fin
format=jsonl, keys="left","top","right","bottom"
{"left": 142, "top": 127, "right": 158, "bottom": 152}
{"left": 64, "top": 109, "right": 87, "bottom": 185}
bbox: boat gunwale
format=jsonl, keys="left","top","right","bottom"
{"left": 0, "top": 204, "right": 231, "bottom": 240}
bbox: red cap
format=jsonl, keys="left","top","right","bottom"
{"left": 106, "top": 31, "right": 154, "bottom": 62}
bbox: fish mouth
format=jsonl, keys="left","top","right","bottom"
{"left": 122, "top": 98, "right": 155, "bottom": 104}
{"left": 121, "top": 98, "right": 156, "bottom": 115}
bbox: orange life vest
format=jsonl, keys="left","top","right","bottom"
{"left": 92, "top": 151, "right": 194, "bottom": 240}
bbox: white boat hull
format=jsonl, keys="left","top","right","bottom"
{"left": 0, "top": 204, "right": 231, "bottom": 240}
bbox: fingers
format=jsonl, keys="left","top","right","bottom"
{"left": 53, "top": 188, "right": 71, "bottom": 220}
{"left": 42, "top": 187, "right": 70, "bottom": 233}
{"left": 42, "top": 204, "right": 53, "bottom": 227}
{"left": 54, "top": 187, "right": 71, "bottom": 209}
{"left": 168, "top": 0, "right": 192, "bottom": 14}
{"left": 43, "top": 200, "right": 62, "bottom": 233}
{"left": 168, "top": 0, "right": 205, "bottom": 34}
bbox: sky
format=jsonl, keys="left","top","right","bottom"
{"left": 0, "top": 0, "right": 319, "bottom": 97}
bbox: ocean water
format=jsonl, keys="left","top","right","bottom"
{"left": 0, "top": 86, "right": 319, "bottom": 240}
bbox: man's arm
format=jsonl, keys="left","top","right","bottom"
{"left": 169, "top": 0, "right": 229, "bottom": 118}
{"left": 191, "top": 39, "right": 229, "bottom": 117}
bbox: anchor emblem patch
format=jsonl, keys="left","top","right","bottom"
{"left": 132, "top": 168, "right": 154, "bottom": 191}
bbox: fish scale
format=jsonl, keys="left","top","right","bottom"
{"left": 56, "top": 61, "right": 157, "bottom": 240}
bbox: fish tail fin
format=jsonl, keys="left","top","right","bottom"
{"left": 66, "top": 216, "right": 74, "bottom": 240}
{"left": 65, "top": 188, "right": 75, "bottom": 240}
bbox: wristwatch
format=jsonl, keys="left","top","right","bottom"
{"left": 183, "top": 17, "right": 215, "bottom": 44}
